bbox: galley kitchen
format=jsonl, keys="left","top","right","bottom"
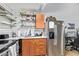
{"left": 0, "top": 3, "right": 79, "bottom": 56}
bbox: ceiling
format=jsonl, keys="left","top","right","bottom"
{"left": 1, "top": 3, "right": 79, "bottom": 25}
{"left": 4, "top": 3, "right": 43, "bottom": 12}
{"left": 4, "top": 3, "right": 79, "bottom": 17}
{"left": 4, "top": 3, "right": 79, "bottom": 12}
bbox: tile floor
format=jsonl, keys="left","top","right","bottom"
{"left": 65, "top": 50, "right": 79, "bottom": 56}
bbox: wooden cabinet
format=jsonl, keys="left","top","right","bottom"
{"left": 19, "top": 38, "right": 47, "bottom": 56}
{"left": 34, "top": 39, "right": 47, "bottom": 55}
{"left": 30, "top": 39, "right": 37, "bottom": 55}
{"left": 36, "top": 13, "right": 45, "bottom": 29}
{"left": 22, "top": 39, "right": 30, "bottom": 56}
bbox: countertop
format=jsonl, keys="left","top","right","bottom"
{"left": 0, "top": 36, "right": 47, "bottom": 40}
{"left": 0, "top": 36, "right": 47, "bottom": 55}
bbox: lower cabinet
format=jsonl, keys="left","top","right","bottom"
{"left": 22, "top": 40, "right": 30, "bottom": 56}
{"left": 19, "top": 38, "right": 47, "bottom": 56}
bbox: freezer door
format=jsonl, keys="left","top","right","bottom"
{"left": 48, "top": 25, "right": 58, "bottom": 56}
{"left": 48, "top": 23, "right": 64, "bottom": 56}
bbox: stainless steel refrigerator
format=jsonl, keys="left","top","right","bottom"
{"left": 46, "top": 16, "right": 65, "bottom": 56}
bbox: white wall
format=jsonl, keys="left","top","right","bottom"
{"left": 0, "top": 16, "right": 12, "bottom": 34}
{"left": 45, "top": 12, "right": 79, "bottom": 29}
{"left": 43, "top": 4, "right": 79, "bottom": 29}
{"left": 0, "top": 16, "right": 11, "bottom": 29}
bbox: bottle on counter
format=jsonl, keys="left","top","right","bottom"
{"left": 28, "top": 30, "right": 31, "bottom": 36}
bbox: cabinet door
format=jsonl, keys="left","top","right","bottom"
{"left": 36, "top": 13, "right": 44, "bottom": 29}
{"left": 35, "top": 39, "right": 47, "bottom": 55}
{"left": 30, "top": 39, "right": 36, "bottom": 56}
{"left": 21, "top": 39, "right": 47, "bottom": 56}
{"left": 30, "top": 39, "right": 47, "bottom": 56}
{"left": 22, "top": 40, "right": 30, "bottom": 56}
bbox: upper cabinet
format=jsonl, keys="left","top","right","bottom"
{"left": 36, "top": 12, "right": 45, "bottom": 29}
